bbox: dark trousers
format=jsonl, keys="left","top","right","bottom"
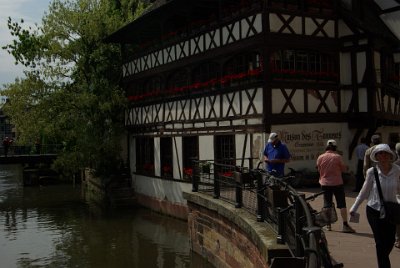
{"left": 366, "top": 206, "right": 396, "bottom": 268}
{"left": 355, "top": 160, "right": 364, "bottom": 191}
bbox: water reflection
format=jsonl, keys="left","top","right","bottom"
{"left": 0, "top": 164, "right": 211, "bottom": 268}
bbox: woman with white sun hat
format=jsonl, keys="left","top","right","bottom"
{"left": 350, "top": 144, "right": 400, "bottom": 268}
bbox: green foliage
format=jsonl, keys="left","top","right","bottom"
{"left": 1, "top": 0, "right": 150, "bottom": 181}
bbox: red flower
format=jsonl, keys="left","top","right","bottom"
{"left": 184, "top": 167, "right": 193, "bottom": 176}
{"left": 220, "top": 171, "right": 233, "bottom": 177}
{"left": 163, "top": 165, "right": 172, "bottom": 173}
{"left": 143, "top": 163, "right": 154, "bottom": 171}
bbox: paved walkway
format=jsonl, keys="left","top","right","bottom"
{"left": 299, "top": 186, "right": 400, "bottom": 268}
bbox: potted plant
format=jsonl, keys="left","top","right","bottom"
{"left": 183, "top": 167, "right": 193, "bottom": 180}
{"left": 199, "top": 162, "right": 211, "bottom": 173}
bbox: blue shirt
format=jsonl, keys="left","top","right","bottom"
{"left": 355, "top": 143, "right": 369, "bottom": 160}
{"left": 263, "top": 141, "right": 291, "bottom": 176}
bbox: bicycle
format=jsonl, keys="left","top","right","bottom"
{"left": 280, "top": 190, "right": 343, "bottom": 268}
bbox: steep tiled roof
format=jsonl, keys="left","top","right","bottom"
{"left": 374, "top": 0, "right": 400, "bottom": 41}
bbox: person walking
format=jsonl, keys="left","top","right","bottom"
{"left": 363, "top": 134, "right": 381, "bottom": 178}
{"left": 354, "top": 137, "right": 369, "bottom": 192}
{"left": 350, "top": 144, "right": 400, "bottom": 268}
{"left": 263, "top": 132, "right": 291, "bottom": 177}
{"left": 317, "top": 139, "right": 355, "bottom": 233}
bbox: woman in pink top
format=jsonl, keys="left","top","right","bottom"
{"left": 317, "top": 139, "right": 355, "bottom": 233}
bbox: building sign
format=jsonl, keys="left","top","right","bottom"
{"left": 275, "top": 127, "right": 343, "bottom": 162}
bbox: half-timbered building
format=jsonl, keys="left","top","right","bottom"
{"left": 106, "top": 0, "right": 400, "bottom": 218}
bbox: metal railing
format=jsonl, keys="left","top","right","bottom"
{"left": 191, "top": 160, "right": 339, "bottom": 268}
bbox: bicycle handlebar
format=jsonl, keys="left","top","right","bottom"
{"left": 304, "top": 191, "right": 325, "bottom": 201}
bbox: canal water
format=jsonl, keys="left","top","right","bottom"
{"left": 0, "top": 164, "right": 211, "bottom": 268}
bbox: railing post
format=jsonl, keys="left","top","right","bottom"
{"left": 192, "top": 162, "right": 199, "bottom": 192}
{"left": 295, "top": 194, "right": 306, "bottom": 257}
{"left": 303, "top": 226, "right": 323, "bottom": 268}
{"left": 248, "top": 157, "right": 253, "bottom": 170}
{"left": 277, "top": 207, "right": 285, "bottom": 244}
{"left": 234, "top": 171, "right": 243, "bottom": 208}
{"left": 214, "top": 173, "right": 220, "bottom": 199}
{"left": 256, "top": 173, "right": 266, "bottom": 222}
{"left": 235, "top": 181, "right": 243, "bottom": 208}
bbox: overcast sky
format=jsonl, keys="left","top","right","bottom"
{"left": 0, "top": 0, "right": 51, "bottom": 87}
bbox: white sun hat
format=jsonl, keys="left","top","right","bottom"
{"left": 370, "top": 144, "right": 397, "bottom": 162}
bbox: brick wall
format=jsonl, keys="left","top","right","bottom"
{"left": 184, "top": 191, "right": 291, "bottom": 268}
{"left": 188, "top": 202, "right": 268, "bottom": 268}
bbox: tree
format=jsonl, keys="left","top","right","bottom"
{"left": 1, "top": 0, "right": 150, "bottom": 180}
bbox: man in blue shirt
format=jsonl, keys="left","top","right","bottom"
{"left": 353, "top": 137, "right": 369, "bottom": 192}
{"left": 263, "top": 132, "right": 291, "bottom": 176}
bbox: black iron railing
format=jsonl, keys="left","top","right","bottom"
{"left": 191, "top": 160, "right": 340, "bottom": 268}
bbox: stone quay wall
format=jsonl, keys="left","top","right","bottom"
{"left": 183, "top": 191, "right": 289, "bottom": 268}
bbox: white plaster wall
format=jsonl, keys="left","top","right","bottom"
{"left": 340, "top": 52, "right": 352, "bottom": 85}
{"left": 307, "top": 89, "right": 337, "bottom": 113}
{"left": 253, "top": 87, "right": 263, "bottom": 113}
{"left": 130, "top": 135, "right": 136, "bottom": 173}
{"left": 269, "top": 14, "right": 283, "bottom": 33}
{"left": 154, "top": 137, "right": 161, "bottom": 177}
{"left": 305, "top": 18, "right": 334, "bottom": 37}
{"left": 289, "top": 16, "right": 302, "bottom": 34}
{"left": 338, "top": 19, "right": 353, "bottom": 37}
{"left": 223, "top": 92, "right": 241, "bottom": 117}
{"left": 191, "top": 35, "right": 204, "bottom": 54}
{"left": 358, "top": 88, "right": 368, "bottom": 112}
{"left": 253, "top": 13, "right": 262, "bottom": 33}
{"left": 357, "top": 52, "right": 366, "bottom": 83}
{"left": 324, "top": 20, "right": 335, "bottom": 38}
{"left": 204, "top": 96, "right": 221, "bottom": 118}
{"left": 235, "top": 133, "right": 251, "bottom": 167}
{"left": 253, "top": 133, "right": 267, "bottom": 169}
{"left": 272, "top": 88, "right": 305, "bottom": 114}
{"left": 270, "top": 123, "right": 352, "bottom": 173}
{"left": 133, "top": 175, "right": 192, "bottom": 205}
{"left": 205, "top": 29, "right": 221, "bottom": 48}
{"left": 394, "top": 52, "right": 400, "bottom": 63}
{"left": 340, "top": 89, "right": 352, "bottom": 113}
{"left": 340, "top": 88, "right": 368, "bottom": 113}
{"left": 359, "top": 39, "right": 368, "bottom": 45}
{"left": 241, "top": 14, "right": 262, "bottom": 36}
{"left": 376, "top": 87, "right": 383, "bottom": 112}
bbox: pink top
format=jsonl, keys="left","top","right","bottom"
{"left": 316, "top": 150, "right": 347, "bottom": 186}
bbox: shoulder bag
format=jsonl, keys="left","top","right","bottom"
{"left": 373, "top": 167, "right": 400, "bottom": 224}
{"left": 315, "top": 203, "right": 338, "bottom": 227}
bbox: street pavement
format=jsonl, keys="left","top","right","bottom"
{"left": 299, "top": 186, "right": 400, "bottom": 268}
